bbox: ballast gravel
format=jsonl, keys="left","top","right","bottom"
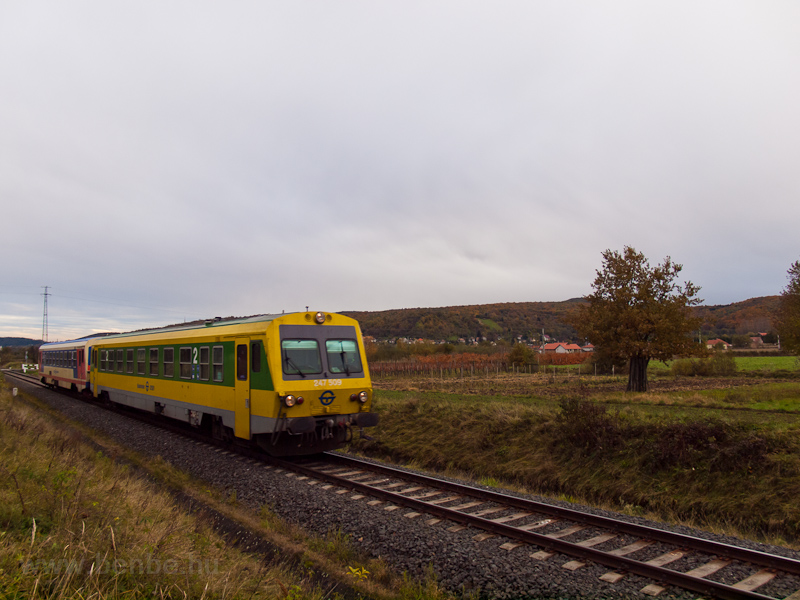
{"left": 22, "top": 382, "right": 800, "bottom": 600}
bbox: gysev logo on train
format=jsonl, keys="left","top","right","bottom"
{"left": 319, "top": 390, "right": 336, "bottom": 406}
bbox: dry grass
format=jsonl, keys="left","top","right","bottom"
{"left": 0, "top": 386, "right": 317, "bottom": 599}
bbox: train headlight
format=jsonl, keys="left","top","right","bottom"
{"left": 315, "top": 312, "right": 325, "bottom": 324}
{"left": 350, "top": 391, "right": 369, "bottom": 403}
{"left": 283, "top": 395, "right": 297, "bottom": 408}
{"left": 296, "top": 396, "right": 304, "bottom": 405}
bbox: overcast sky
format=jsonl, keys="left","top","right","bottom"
{"left": 2, "top": 1, "right": 799, "bottom": 341}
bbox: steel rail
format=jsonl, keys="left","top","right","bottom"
{"left": 320, "top": 452, "right": 800, "bottom": 577}
{"left": 284, "top": 456, "right": 779, "bottom": 600}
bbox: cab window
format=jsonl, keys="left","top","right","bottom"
{"left": 281, "top": 340, "right": 322, "bottom": 376}
{"left": 236, "top": 345, "right": 247, "bottom": 380}
{"left": 325, "top": 339, "right": 363, "bottom": 375}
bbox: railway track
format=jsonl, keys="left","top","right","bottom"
{"left": 5, "top": 368, "right": 800, "bottom": 599}
{"left": 288, "top": 454, "right": 800, "bottom": 600}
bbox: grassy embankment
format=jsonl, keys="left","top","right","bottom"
{"left": 350, "top": 359, "right": 800, "bottom": 547}
{"left": 0, "top": 379, "right": 450, "bottom": 600}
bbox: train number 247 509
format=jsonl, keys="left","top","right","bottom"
{"left": 314, "top": 379, "right": 343, "bottom": 387}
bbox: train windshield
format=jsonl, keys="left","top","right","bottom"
{"left": 325, "top": 340, "right": 363, "bottom": 375}
{"left": 281, "top": 340, "right": 323, "bottom": 376}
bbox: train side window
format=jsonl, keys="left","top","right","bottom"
{"left": 251, "top": 342, "right": 262, "bottom": 373}
{"left": 137, "top": 349, "right": 146, "bottom": 375}
{"left": 198, "top": 347, "right": 209, "bottom": 380}
{"left": 212, "top": 346, "right": 224, "bottom": 382}
{"left": 126, "top": 349, "right": 134, "bottom": 373}
{"left": 71, "top": 351, "right": 76, "bottom": 369}
{"left": 180, "top": 347, "right": 192, "bottom": 379}
{"left": 100, "top": 351, "right": 106, "bottom": 371}
{"left": 116, "top": 349, "right": 124, "bottom": 372}
{"left": 149, "top": 348, "right": 159, "bottom": 376}
{"left": 237, "top": 345, "right": 247, "bottom": 380}
{"left": 163, "top": 348, "right": 174, "bottom": 377}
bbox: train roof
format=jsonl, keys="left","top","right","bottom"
{"left": 85, "top": 312, "right": 357, "bottom": 345}
{"left": 102, "top": 313, "right": 284, "bottom": 338}
{"left": 39, "top": 337, "right": 98, "bottom": 350}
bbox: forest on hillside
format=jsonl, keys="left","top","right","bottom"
{"left": 344, "top": 296, "right": 781, "bottom": 344}
{"left": 345, "top": 300, "right": 582, "bottom": 342}
{"left": 1, "top": 296, "right": 781, "bottom": 349}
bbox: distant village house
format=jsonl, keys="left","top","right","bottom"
{"left": 706, "top": 339, "right": 732, "bottom": 350}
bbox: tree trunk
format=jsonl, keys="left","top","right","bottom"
{"left": 627, "top": 356, "right": 650, "bottom": 392}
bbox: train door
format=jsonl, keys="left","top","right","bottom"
{"left": 88, "top": 346, "right": 97, "bottom": 397}
{"left": 234, "top": 340, "right": 251, "bottom": 439}
{"left": 77, "top": 349, "right": 85, "bottom": 381}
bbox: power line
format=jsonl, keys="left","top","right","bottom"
{"left": 41, "top": 285, "right": 50, "bottom": 342}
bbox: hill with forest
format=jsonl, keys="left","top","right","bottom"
{"left": 344, "top": 301, "right": 581, "bottom": 342}
{"left": 0, "top": 337, "right": 42, "bottom": 347}
{"left": 1, "top": 297, "right": 781, "bottom": 348}
{"left": 344, "top": 296, "right": 781, "bottom": 343}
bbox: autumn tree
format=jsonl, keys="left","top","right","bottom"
{"left": 570, "top": 246, "right": 703, "bottom": 392}
{"left": 777, "top": 260, "right": 800, "bottom": 355}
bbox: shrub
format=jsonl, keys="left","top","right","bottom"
{"left": 709, "top": 351, "right": 737, "bottom": 376}
{"left": 556, "top": 398, "right": 621, "bottom": 454}
{"left": 670, "top": 352, "right": 737, "bottom": 377}
{"left": 641, "top": 420, "right": 773, "bottom": 474}
{"left": 508, "top": 343, "right": 534, "bottom": 367}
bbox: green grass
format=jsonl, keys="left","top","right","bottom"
{"left": 650, "top": 355, "right": 800, "bottom": 373}
{"left": 735, "top": 355, "right": 800, "bottom": 371}
{"left": 476, "top": 318, "right": 502, "bottom": 332}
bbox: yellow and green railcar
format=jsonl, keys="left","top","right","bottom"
{"left": 88, "top": 311, "right": 377, "bottom": 455}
